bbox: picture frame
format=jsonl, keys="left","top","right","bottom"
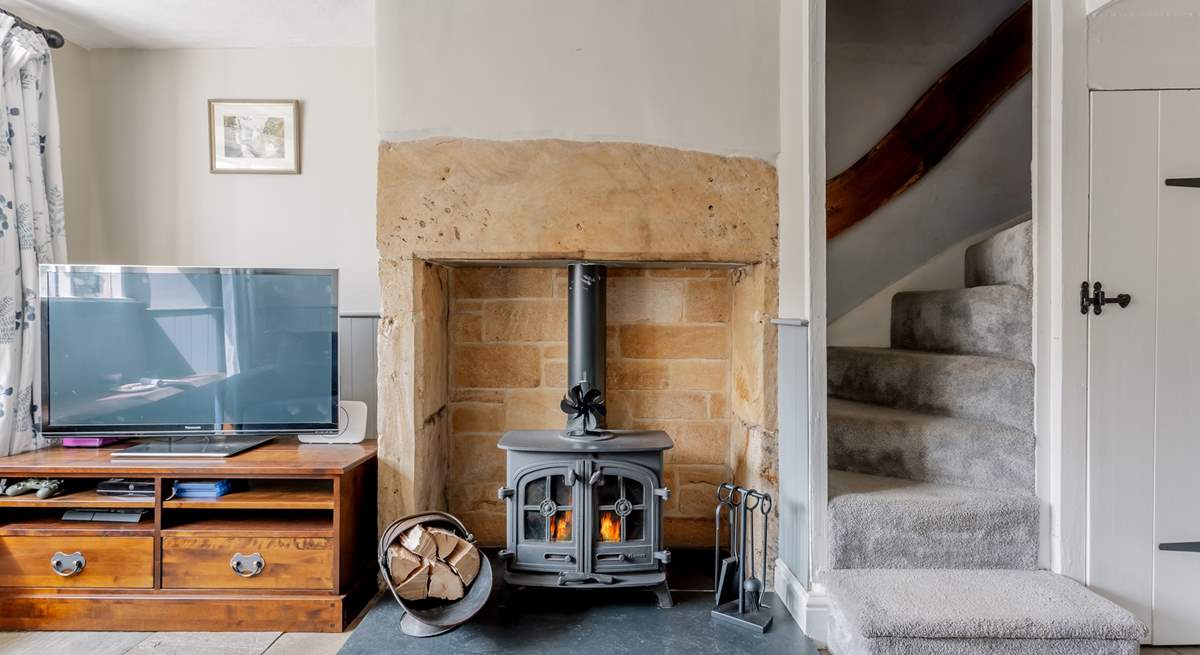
{"left": 208, "top": 99, "right": 301, "bottom": 174}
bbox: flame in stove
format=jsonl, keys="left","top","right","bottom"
{"left": 600, "top": 511, "right": 620, "bottom": 542}
{"left": 550, "top": 512, "right": 572, "bottom": 542}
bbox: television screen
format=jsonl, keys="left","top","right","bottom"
{"left": 39, "top": 266, "right": 338, "bottom": 436}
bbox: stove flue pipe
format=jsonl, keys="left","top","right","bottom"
{"left": 564, "top": 263, "right": 607, "bottom": 434}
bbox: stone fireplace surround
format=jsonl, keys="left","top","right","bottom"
{"left": 377, "top": 138, "right": 779, "bottom": 553}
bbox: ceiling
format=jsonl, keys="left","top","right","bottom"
{"left": 0, "top": 0, "right": 374, "bottom": 49}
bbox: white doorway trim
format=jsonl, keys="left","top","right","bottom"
{"left": 776, "top": 0, "right": 828, "bottom": 632}
{"left": 1032, "top": 0, "right": 1090, "bottom": 580}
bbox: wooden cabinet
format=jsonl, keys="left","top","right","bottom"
{"left": 0, "top": 440, "right": 376, "bottom": 632}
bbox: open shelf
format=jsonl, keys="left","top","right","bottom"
{"left": 163, "top": 479, "right": 333, "bottom": 510}
{"left": 0, "top": 488, "right": 154, "bottom": 509}
{"left": 0, "top": 513, "right": 154, "bottom": 536}
{"left": 162, "top": 510, "right": 334, "bottom": 538}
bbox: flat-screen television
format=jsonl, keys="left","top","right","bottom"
{"left": 39, "top": 265, "right": 339, "bottom": 438}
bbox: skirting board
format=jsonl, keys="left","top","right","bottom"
{"left": 774, "top": 557, "right": 830, "bottom": 648}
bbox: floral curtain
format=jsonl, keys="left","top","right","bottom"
{"left": 0, "top": 16, "right": 67, "bottom": 456}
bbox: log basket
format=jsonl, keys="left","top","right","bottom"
{"left": 377, "top": 511, "right": 494, "bottom": 637}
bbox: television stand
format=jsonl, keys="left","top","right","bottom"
{"left": 0, "top": 439, "right": 377, "bottom": 632}
{"left": 112, "top": 435, "right": 275, "bottom": 458}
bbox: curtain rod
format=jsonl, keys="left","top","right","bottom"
{"left": 0, "top": 9, "right": 65, "bottom": 49}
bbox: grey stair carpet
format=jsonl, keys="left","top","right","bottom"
{"left": 826, "top": 220, "right": 1145, "bottom": 653}
{"left": 828, "top": 347, "right": 1034, "bottom": 432}
{"left": 890, "top": 285, "right": 1031, "bottom": 361}
{"left": 828, "top": 398, "right": 1034, "bottom": 491}
{"left": 828, "top": 470, "right": 1038, "bottom": 570}
{"left": 964, "top": 220, "right": 1032, "bottom": 290}
{"left": 825, "top": 569, "right": 1146, "bottom": 655}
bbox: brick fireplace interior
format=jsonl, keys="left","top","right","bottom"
{"left": 376, "top": 137, "right": 780, "bottom": 558}
{"left": 447, "top": 265, "right": 737, "bottom": 547}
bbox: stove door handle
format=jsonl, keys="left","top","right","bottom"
{"left": 589, "top": 471, "right": 604, "bottom": 486}
{"left": 564, "top": 468, "right": 578, "bottom": 486}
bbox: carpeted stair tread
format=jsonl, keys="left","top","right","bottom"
{"left": 826, "top": 569, "right": 1146, "bottom": 654}
{"left": 828, "top": 470, "right": 1038, "bottom": 570}
{"left": 965, "top": 220, "right": 1032, "bottom": 290}
{"left": 890, "top": 285, "right": 1031, "bottom": 361}
{"left": 829, "top": 398, "right": 1034, "bottom": 491}
{"left": 827, "top": 347, "right": 1034, "bottom": 431}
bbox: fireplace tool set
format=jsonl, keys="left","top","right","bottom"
{"left": 712, "top": 482, "right": 774, "bottom": 632}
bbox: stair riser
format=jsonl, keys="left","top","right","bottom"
{"left": 828, "top": 348, "right": 1034, "bottom": 431}
{"left": 828, "top": 495, "right": 1039, "bottom": 570}
{"left": 965, "top": 221, "right": 1032, "bottom": 289}
{"left": 891, "top": 288, "right": 1031, "bottom": 361}
{"left": 829, "top": 413, "right": 1035, "bottom": 491}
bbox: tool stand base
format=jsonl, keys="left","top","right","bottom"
{"left": 711, "top": 600, "right": 773, "bottom": 633}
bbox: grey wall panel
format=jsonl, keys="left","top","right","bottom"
{"left": 776, "top": 320, "right": 810, "bottom": 585}
{"left": 339, "top": 315, "right": 379, "bottom": 438}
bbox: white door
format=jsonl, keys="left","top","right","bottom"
{"left": 1088, "top": 89, "right": 1200, "bottom": 646}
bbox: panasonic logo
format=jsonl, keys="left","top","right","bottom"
{"left": 184, "top": 425, "right": 202, "bottom": 430}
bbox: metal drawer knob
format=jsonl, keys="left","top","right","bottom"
{"left": 50, "top": 551, "right": 85, "bottom": 577}
{"left": 230, "top": 552, "right": 265, "bottom": 577}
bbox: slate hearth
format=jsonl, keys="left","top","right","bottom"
{"left": 339, "top": 556, "right": 818, "bottom": 655}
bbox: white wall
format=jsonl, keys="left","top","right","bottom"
{"left": 825, "top": 0, "right": 1032, "bottom": 319}
{"left": 54, "top": 46, "right": 380, "bottom": 314}
{"left": 51, "top": 41, "right": 101, "bottom": 263}
{"left": 828, "top": 214, "right": 1029, "bottom": 347}
{"left": 374, "top": 0, "right": 781, "bottom": 160}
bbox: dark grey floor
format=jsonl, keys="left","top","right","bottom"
{"left": 340, "top": 584, "right": 818, "bottom": 655}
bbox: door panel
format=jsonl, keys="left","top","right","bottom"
{"left": 592, "top": 463, "right": 657, "bottom": 573}
{"left": 512, "top": 463, "right": 579, "bottom": 573}
{"left": 1087, "top": 90, "right": 1159, "bottom": 632}
{"left": 1152, "top": 89, "right": 1200, "bottom": 645}
{"left": 1089, "top": 89, "right": 1200, "bottom": 645}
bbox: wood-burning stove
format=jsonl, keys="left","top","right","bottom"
{"left": 497, "top": 263, "right": 674, "bottom": 607}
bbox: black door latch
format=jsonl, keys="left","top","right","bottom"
{"left": 1160, "top": 542, "right": 1200, "bottom": 552}
{"left": 1080, "top": 281, "right": 1132, "bottom": 315}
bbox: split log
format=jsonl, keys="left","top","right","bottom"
{"left": 386, "top": 544, "right": 424, "bottom": 583}
{"left": 446, "top": 540, "right": 481, "bottom": 587}
{"left": 428, "top": 559, "right": 465, "bottom": 601}
{"left": 401, "top": 525, "right": 438, "bottom": 559}
{"left": 395, "top": 562, "right": 431, "bottom": 601}
{"left": 427, "top": 527, "right": 462, "bottom": 559}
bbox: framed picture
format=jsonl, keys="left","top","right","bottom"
{"left": 208, "top": 99, "right": 301, "bottom": 174}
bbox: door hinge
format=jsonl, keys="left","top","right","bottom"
{"left": 1080, "top": 281, "right": 1132, "bottom": 315}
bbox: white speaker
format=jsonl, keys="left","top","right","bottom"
{"left": 299, "top": 400, "right": 368, "bottom": 444}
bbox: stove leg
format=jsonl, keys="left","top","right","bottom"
{"left": 497, "top": 582, "right": 515, "bottom": 609}
{"left": 652, "top": 580, "right": 674, "bottom": 609}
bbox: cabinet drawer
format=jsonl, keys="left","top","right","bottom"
{"left": 0, "top": 536, "right": 153, "bottom": 588}
{"left": 162, "top": 536, "right": 334, "bottom": 590}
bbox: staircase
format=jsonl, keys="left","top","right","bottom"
{"left": 824, "top": 221, "right": 1146, "bottom": 654}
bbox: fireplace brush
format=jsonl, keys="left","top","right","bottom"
{"left": 711, "top": 482, "right": 774, "bottom": 633}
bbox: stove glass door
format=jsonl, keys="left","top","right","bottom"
{"left": 513, "top": 462, "right": 578, "bottom": 573}
{"left": 592, "top": 462, "right": 657, "bottom": 572}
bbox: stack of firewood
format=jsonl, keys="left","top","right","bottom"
{"left": 386, "top": 524, "right": 482, "bottom": 602}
